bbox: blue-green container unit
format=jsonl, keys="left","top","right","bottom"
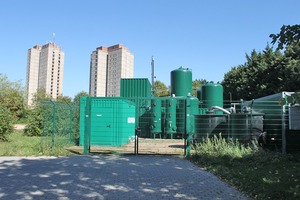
{"left": 165, "top": 98, "right": 177, "bottom": 135}
{"left": 120, "top": 78, "right": 152, "bottom": 98}
{"left": 171, "top": 67, "right": 192, "bottom": 97}
{"left": 150, "top": 98, "right": 162, "bottom": 137}
{"left": 80, "top": 97, "right": 136, "bottom": 146}
{"left": 201, "top": 82, "right": 224, "bottom": 114}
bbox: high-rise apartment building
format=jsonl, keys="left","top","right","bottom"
{"left": 89, "top": 44, "right": 134, "bottom": 97}
{"left": 26, "top": 43, "right": 64, "bottom": 105}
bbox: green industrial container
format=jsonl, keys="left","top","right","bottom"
{"left": 229, "top": 113, "right": 264, "bottom": 142}
{"left": 186, "top": 96, "right": 199, "bottom": 134}
{"left": 120, "top": 78, "right": 152, "bottom": 98}
{"left": 201, "top": 82, "right": 223, "bottom": 114}
{"left": 197, "top": 89, "right": 202, "bottom": 101}
{"left": 244, "top": 92, "right": 292, "bottom": 148}
{"left": 171, "top": 67, "right": 192, "bottom": 97}
{"left": 165, "top": 98, "right": 177, "bottom": 135}
{"left": 194, "top": 114, "right": 227, "bottom": 139}
{"left": 80, "top": 97, "right": 136, "bottom": 146}
{"left": 150, "top": 98, "right": 162, "bottom": 137}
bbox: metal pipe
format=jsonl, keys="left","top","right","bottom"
{"left": 211, "top": 106, "right": 231, "bottom": 114}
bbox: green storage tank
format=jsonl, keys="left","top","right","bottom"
{"left": 150, "top": 98, "right": 162, "bottom": 137}
{"left": 120, "top": 78, "right": 152, "bottom": 98}
{"left": 80, "top": 97, "right": 136, "bottom": 146}
{"left": 165, "top": 98, "right": 177, "bottom": 135}
{"left": 171, "top": 67, "right": 192, "bottom": 97}
{"left": 201, "top": 82, "right": 223, "bottom": 114}
{"left": 186, "top": 96, "right": 199, "bottom": 134}
{"left": 197, "top": 89, "right": 202, "bottom": 101}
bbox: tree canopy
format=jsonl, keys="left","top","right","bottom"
{"left": 222, "top": 45, "right": 300, "bottom": 100}
{"left": 153, "top": 80, "right": 169, "bottom": 97}
{"left": 270, "top": 24, "right": 300, "bottom": 50}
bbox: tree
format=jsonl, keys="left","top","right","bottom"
{"left": 221, "top": 45, "right": 300, "bottom": 100}
{"left": 0, "top": 74, "right": 26, "bottom": 119}
{"left": 73, "top": 91, "right": 89, "bottom": 145}
{"left": 57, "top": 95, "right": 72, "bottom": 103}
{"left": 153, "top": 80, "right": 169, "bottom": 97}
{"left": 270, "top": 24, "right": 300, "bottom": 50}
{"left": 73, "top": 91, "right": 89, "bottom": 106}
{"left": 192, "top": 79, "right": 207, "bottom": 97}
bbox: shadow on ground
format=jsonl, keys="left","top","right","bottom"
{"left": 0, "top": 155, "right": 248, "bottom": 200}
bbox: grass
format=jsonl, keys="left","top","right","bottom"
{"left": 0, "top": 130, "right": 73, "bottom": 156}
{"left": 189, "top": 135, "right": 300, "bottom": 200}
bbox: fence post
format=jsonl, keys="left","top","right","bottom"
{"left": 50, "top": 100, "right": 56, "bottom": 147}
{"left": 84, "top": 97, "right": 91, "bottom": 155}
{"left": 135, "top": 127, "right": 140, "bottom": 155}
{"left": 65, "top": 101, "right": 73, "bottom": 143}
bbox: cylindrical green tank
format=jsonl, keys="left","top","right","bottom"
{"left": 201, "top": 82, "right": 223, "bottom": 114}
{"left": 186, "top": 96, "right": 199, "bottom": 134}
{"left": 150, "top": 98, "right": 162, "bottom": 135}
{"left": 165, "top": 98, "right": 177, "bottom": 135}
{"left": 171, "top": 67, "right": 192, "bottom": 97}
{"left": 197, "top": 89, "right": 202, "bottom": 101}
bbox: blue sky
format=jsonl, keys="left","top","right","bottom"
{"left": 0, "top": 0, "right": 299, "bottom": 98}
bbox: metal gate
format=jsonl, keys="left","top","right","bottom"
{"left": 82, "top": 97, "right": 190, "bottom": 156}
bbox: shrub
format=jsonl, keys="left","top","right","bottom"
{"left": 23, "top": 105, "right": 42, "bottom": 136}
{"left": 192, "top": 133, "right": 257, "bottom": 158}
{"left": 0, "top": 105, "right": 15, "bottom": 141}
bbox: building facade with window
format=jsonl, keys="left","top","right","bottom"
{"left": 89, "top": 44, "right": 134, "bottom": 97}
{"left": 26, "top": 43, "right": 64, "bottom": 105}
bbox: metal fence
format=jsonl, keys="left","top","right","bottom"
{"left": 40, "top": 100, "right": 79, "bottom": 148}
{"left": 194, "top": 99, "right": 300, "bottom": 153}
{"left": 82, "top": 97, "right": 188, "bottom": 155}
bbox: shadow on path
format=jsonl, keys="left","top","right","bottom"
{"left": 0, "top": 155, "right": 248, "bottom": 199}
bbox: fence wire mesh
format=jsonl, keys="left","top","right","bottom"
{"left": 40, "top": 100, "right": 79, "bottom": 148}
{"left": 82, "top": 97, "right": 187, "bottom": 155}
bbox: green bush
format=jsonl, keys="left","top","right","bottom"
{"left": 0, "top": 105, "right": 15, "bottom": 141}
{"left": 23, "top": 105, "right": 42, "bottom": 136}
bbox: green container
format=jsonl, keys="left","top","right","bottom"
{"left": 229, "top": 113, "right": 264, "bottom": 142}
{"left": 165, "top": 98, "right": 177, "bottom": 134}
{"left": 80, "top": 97, "right": 136, "bottom": 146}
{"left": 194, "top": 114, "right": 227, "bottom": 139}
{"left": 150, "top": 98, "right": 162, "bottom": 134}
{"left": 197, "top": 89, "right": 202, "bottom": 100}
{"left": 201, "top": 82, "right": 223, "bottom": 114}
{"left": 120, "top": 78, "right": 152, "bottom": 98}
{"left": 186, "top": 96, "right": 199, "bottom": 133}
{"left": 171, "top": 67, "right": 192, "bottom": 97}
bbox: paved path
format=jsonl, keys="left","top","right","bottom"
{"left": 0, "top": 155, "right": 249, "bottom": 200}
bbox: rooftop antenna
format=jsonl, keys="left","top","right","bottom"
{"left": 151, "top": 56, "right": 155, "bottom": 96}
{"left": 52, "top": 33, "right": 56, "bottom": 44}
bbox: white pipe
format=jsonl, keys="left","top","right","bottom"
{"left": 211, "top": 106, "right": 231, "bottom": 114}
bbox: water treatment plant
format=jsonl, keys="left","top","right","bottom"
{"left": 80, "top": 67, "right": 300, "bottom": 154}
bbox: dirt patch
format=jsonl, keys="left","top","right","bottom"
{"left": 69, "top": 139, "right": 186, "bottom": 155}
{"left": 13, "top": 124, "right": 26, "bottom": 130}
